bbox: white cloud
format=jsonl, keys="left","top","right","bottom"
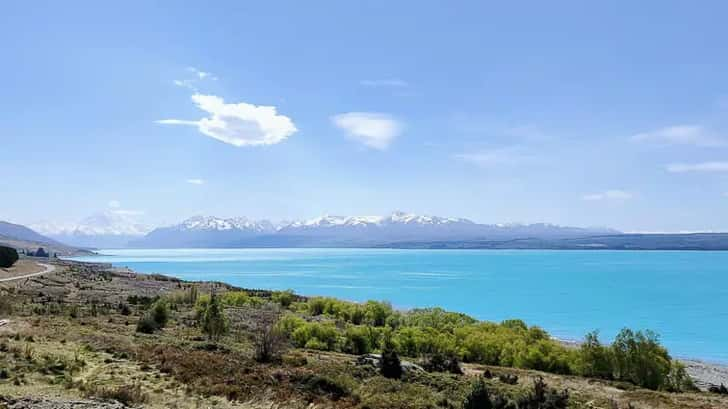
{"left": 453, "top": 147, "right": 535, "bottom": 167}
{"left": 582, "top": 190, "right": 633, "bottom": 201}
{"left": 186, "top": 178, "right": 205, "bottom": 185}
{"left": 331, "top": 112, "right": 403, "bottom": 150}
{"left": 158, "top": 94, "right": 298, "bottom": 147}
{"left": 107, "top": 200, "right": 121, "bottom": 209}
{"left": 632, "top": 125, "right": 725, "bottom": 147}
{"left": 360, "top": 79, "right": 408, "bottom": 87}
{"left": 666, "top": 161, "right": 728, "bottom": 173}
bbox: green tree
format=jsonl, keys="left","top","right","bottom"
{"left": 201, "top": 293, "right": 228, "bottom": 341}
{"left": 0, "top": 246, "right": 19, "bottom": 268}
{"left": 380, "top": 332, "right": 402, "bottom": 379}
{"left": 612, "top": 329, "right": 671, "bottom": 390}
{"left": 578, "top": 331, "right": 614, "bottom": 379}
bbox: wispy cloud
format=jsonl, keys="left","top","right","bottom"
{"left": 360, "top": 79, "right": 408, "bottom": 87}
{"left": 173, "top": 67, "right": 217, "bottom": 91}
{"left": 157, "top": 94, "right": 298, "bottom": 147}
{"left": 331, "top": 112, "right": 403, "bottom": 150}
{"left": 107, "top": 200, "right": 121, "bottom": 209}
{"left": 582, "top": 190, "right": 633, "bottom": 201}
{"left": 666, "top": 161, "right": 728, "bottom": 173}
{"left": 632, "top": 125, "right": 725, "bottom": 147}
{"left": 186, "top": 178, "right": 205, "bottom": 185}
{"left": 453, "top": 147, "right": 535, "bottom": 167}
{"left": 187, "top": 66, "right": 217, "bottom": 80}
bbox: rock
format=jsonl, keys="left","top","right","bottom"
{"left": 355, "top": 353, "right": 424, "bottom": 373}
{"left": 0, "top": 397, "right": 128, "bottom": 409}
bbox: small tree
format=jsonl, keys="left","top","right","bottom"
{"left": 201, "top": 293, "right": 228, "bottom": 342}
{"left": 380, "top": 333, "right": 402, "bottom": 379}
{"left": 150, "top": 300, "right": 169, "bottom": 328}
{"left": 578, "top": 331, "right": 614, "bottom": 379}
{"left": 463, "top": 377, "right": 493, "bottom": 409}
{"left": 255, "top": 319, "right": 287, "bottom": 363}
{"left": 0, "top": 246, "right": 19, "bottom": 268}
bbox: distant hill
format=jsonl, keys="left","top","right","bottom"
{"left": 0, "top": 220, "right": 91, "bottom": 256}
{"left": 130, "top": 212, "right": 620, "bottom": 248}
{"left": 384, "top": 233, "right": 728, "bottom": 250}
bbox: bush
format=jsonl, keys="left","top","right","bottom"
{"left": 515, "top": 377, "right": 569, "bottom": 409}
{"left": 84, "top": 383, "right": 148, "bottom": 406}
{"left": 578, "top": 331, "right": 614, "bottom": 379}
{"left": 255, "top": 321, "right": 287, "bottom": 363}
{"left": 463, "top": 377, "right": 493, "bottom": 409}
{"left": 272, "top": 290, "right": 295, "bottom": 308}
{"left": 612, "top": 329, "right": 672, "bottom": 390}
{"left": 344, "top": 325, "right": 373, "bottom": 355}
{"left": 0, "top": 246, "right": 19, "bottom": 268}
{"left": 381, "top": 338, "right": 402, "bottom": 379}
{"left": 149, "top": 300, "right": 169, "bottom": 328}
{"left": 422, "top": 352, "right": 463, "bottom": 374}
{"left": 136, "top": 315, "right": 158, "bottom": 334}
{"left": 221, "top": 291, "right": 250, "bottom": 306}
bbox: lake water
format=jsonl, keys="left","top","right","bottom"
{"left": 71, "top": 248, "right": 728, "bottom": 363}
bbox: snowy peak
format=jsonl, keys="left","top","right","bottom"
{"left": 32, "top": 212, "right": 150, "bottom": 237}
{"left": 288, "top": 212, "right": 475, "bottom": 229}
{"left": 177, "top": 216, "right": 275, "bottom": 233}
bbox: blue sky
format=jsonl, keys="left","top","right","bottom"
{"left": 2, "top": 1, "right": 728, "bottom": 232}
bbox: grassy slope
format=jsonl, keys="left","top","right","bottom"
{"left": 0, "top": 260, "right": 727, "bottom": 409}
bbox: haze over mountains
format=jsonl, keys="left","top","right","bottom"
{"left": 31, "top": 212, "right": 151, "bottom": 248}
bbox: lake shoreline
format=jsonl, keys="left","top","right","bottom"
{"left": 61, "top": 254, "right": 728, "bottom": 390}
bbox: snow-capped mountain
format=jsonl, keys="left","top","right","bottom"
{"left": 32, "top": 212, "right": 151, "bottom": 248}
{"left": 131, "top": 216, "right": 277, "bottom": 248}
{"left": 131, "top": 212, "right": 618, "bottom": 248}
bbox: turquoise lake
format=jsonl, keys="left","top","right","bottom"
{"left": 72, "top": 248, "right": 728, "bottom": 363}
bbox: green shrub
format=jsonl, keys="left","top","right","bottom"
{"left": 611, "top": 329, "right": 671, "bottom": 390}
{"left": 463, "top": 377, "right": 493, "bottom": 409}
{"left": 0, "top": 246, "right": 19, "bottom": 268}
{"left": 272, "top": 290, "right": 295, "bottom": 308}
{"left": 343, "top": 325, "right": 372, "bottom": 355}
{"left": 200, "top": 293, "right": 228, "bottom": 341}
{"left": 136, "top": 315, "right": 158, "bottom": 334}
{"left": 292, "top": 322, "right": 338, "bottom": 350}
{"left": 578, "top": 331, "right": 614, "bottom": 379}
{"left": 380, "top": 336, "right": 402, "bottom": 379}
{"left": 149, "top": 300, "right": 169, "bottom": 328}
{"left": 221, "top": 291, "right": 250, "bottom": 306}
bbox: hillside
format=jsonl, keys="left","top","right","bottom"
{"left": 1, "top": 260, "right": 727, "bottom": 408}
{"left": 0, "top": 221, "right": 90, "bottom": 256}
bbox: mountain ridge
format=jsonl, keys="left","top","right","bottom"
{"left": 130, "top": 212, "right": 620, "bottom": 248}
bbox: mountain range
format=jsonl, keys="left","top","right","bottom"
{"left": 129, "top": 212, "right": 619, "bottom": 248}
{"left": 7, "top": 212, "right": 728, "bottom": 250}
